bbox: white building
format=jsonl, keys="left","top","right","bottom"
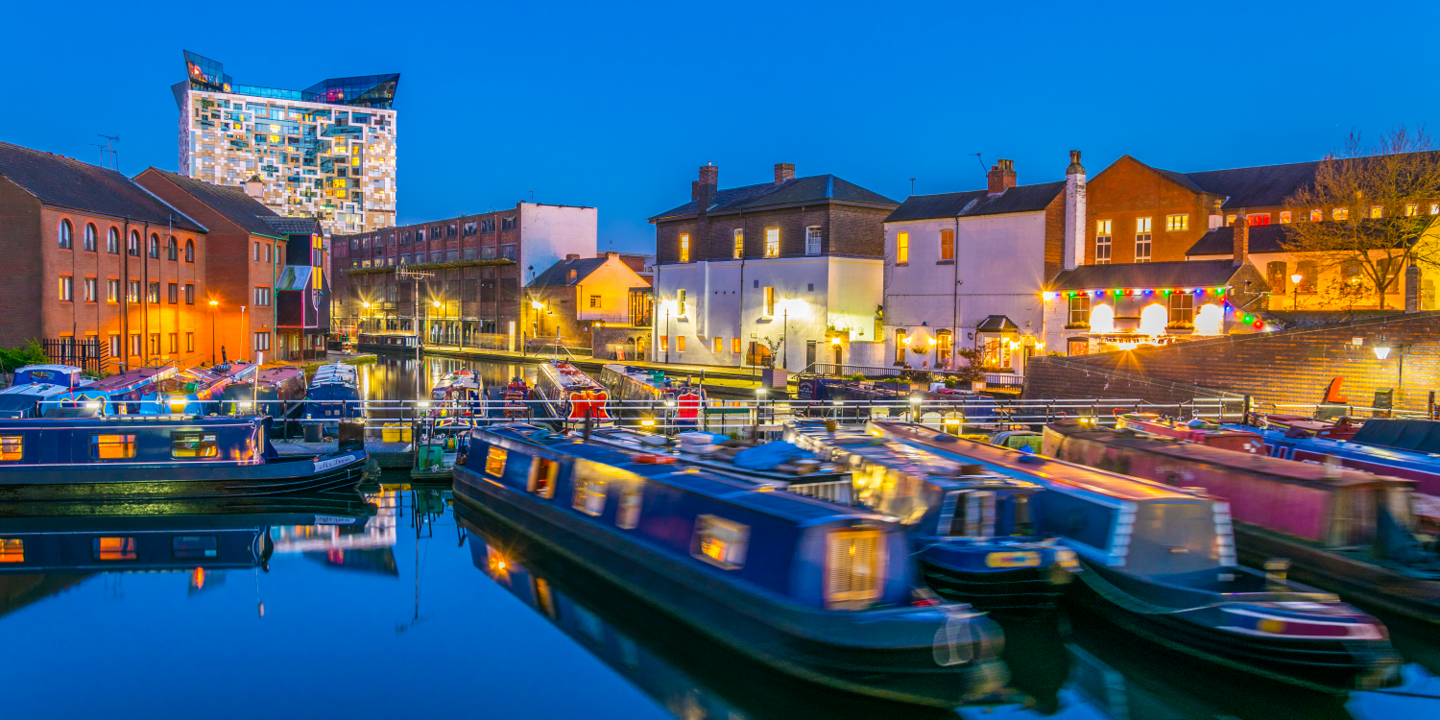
{"left": 881, "top": 153, "right": 1087, "bottom": 374}
{"left": 649, "top": 163, "right": 899, "bottom": 371}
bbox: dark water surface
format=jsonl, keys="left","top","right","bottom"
{"left": 4, "top": 355, "right": 1440, "bottom": 719}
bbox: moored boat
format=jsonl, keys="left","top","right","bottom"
{"left": 866, "top": 419, "right": 1401, "bottom": 691}
{"left": 55, "top": 366, "right": 175, "bottom": 415}
{"left": 533, "top": 360, "right": 611, "bottom": 427}
{"left": 1044, "top": 419, "right": 1440, "bottom": 626}
{"left": 453, "top": 422, "right": 1007, "bottom": 707}
{"left": 1116, "top": 412, "right": 1267, "bottom": 454}
{"left": 600, "top": 364, "right": 705, "bottom": 428}
{"left": 429, "top": 369, "right": 483, "bottom": 416}
{"left": 786, "top": 420, "right": 1078, "bottom": 610}
{"left": 145, "top": 362, "right": 256, "bottom": 415}
{"left": 0, "top": 365, "right": 91, "bottom": 419}
{"left": 304, "top": 362, "right": 362, "bottom": 425}
{"left": 221, "top": 365, "right": 307, "bottom": 418}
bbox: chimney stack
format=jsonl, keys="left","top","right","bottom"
{"left": 691, "top": 180, "right": 700, "bottom": 201}
{"left": 987, "top": 159, "right": 1016, "bottom": 195}
{"left": 697, "top": 163, "right": 718, "bottom": 212}
{"left": 243, "top": 175, "right": 264, "bottom": 199}
{"left": 1233, "top": 212, "right": 1249, "bottom": 266}
{"left": 565, "top": 253, "right": 580, "bottom": 261}
{"left": 1063, "top": 151, "right": 1086, "bottom": 271}
{"left": 774, "top": 163, "right": 795, "bottom": 184}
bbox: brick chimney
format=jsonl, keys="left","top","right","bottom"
{"left": 565, "top": 253, "right": 580, "bottom": 261}
{"left": 987, "top": 159, "right": 1016, "bottom": 195}
{"left": 691, "top": 180, "right": 700, "bottom": 201}
{"left": 697, "top": 163, "right": 718, "bottom": 211}
{"left": 774, "top": 163, "right": 795, "bottom": 184}
{"left": 1064, "top": 151, "right": 1086, "bottom": 271}
{"left": 1233, "top": 211, "right": 1249, "bottom": 266}
{"left": 243, "top": 175, "right": 264, "bottom": 199}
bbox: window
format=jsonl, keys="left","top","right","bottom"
{"left": 172, "top": 432, "right": 218, "bottom": 458}
{"left": 149, "top": 334, "right": 160, "bottom": 355}
{"left": 692, "top": 515, "right": 749, "bottom": 570}
{"left": 765, "top": 227, "right": 780, "bottom": 257}
{"left": 266, "top": 244, "right": 273, "bottom": 263}
{"left": 939, "top": 229, "right": 955, "bottom": 261}
{"left": 1333, "top": 207, "right": 1348, "bottom": 221}
{"left": 185, "top": 283, "right": 195, "bottom": 304}
{"left": 1370, "top": 205, "right": 1384, "bottom": 219}
{"left": 1310, "top": 208, "right": 1324, "bottom": 222}
{"left": 733, "top": 229, "right": 744, "bottom": 259}
{"left": 588, "top": 295, "right": 601, "bottom": 309}
{"left": 107, "top": 227, "right": 119, "bottom": 254}
{"left": 660, "top": 336, "right": 668, "bottom": 352}
{"left": 167, "top": 333, "right": 178, "bottom": 354}
{"left": 745, "top": 341, "right": 769, "bottom": 366}
{"left": 168, "top": 283, "right": 179, "bottom": 304}
{"left": 1432, "top": 204, "right": 1439, "bottom": 215}
{"left": 678, "top": 233, "right": 689, "bottom": 262}
{"left": 894, "top": 329, "right": 907, "bottom": 364}
{"left": 148, "top": 234, "right": 159, "bottom": 258}
{"left": 1165, "top": 214, "right": 1188, "bottom": 232}
{"left": 712, "top": 337, "right": 722, "bottom": 353}
{"left": 185, "top": 239, "right": 195, "bottom": 262}
{"left": 1266, "top": 261, "right": 1288, "bottom": 295}
{"left": 1297, "top": 260, "right": 1317, "bottom": 293}
{"left": 186, "top": 332, "right": 194, "bottom": 353}
{"left": 481, "top": 218, "right": 495, "bottom": 233}
{"left": 127, "top": 280, "right": 140, "bottom": 303}
{"left": 936, "top": 329, "right": 953, "bottom": 364}
{"left": 128, "top": 230, "right": 140, "bottom": 256}
{"left": 147, "top": 282, "right": 160, "bottom": 303}
{"left": 83, "top": 223, "right": 97, "bottom": 251}
{"left": 92, "top": 434, "right": 137, "bottom": 460}
{"left": 464, "top": 221, "right": 477, "bottom": 236}
{"left": 84, "top": 277, "right": 97, "bottom": 303}
{"left": 677, "top": 336, "right": 686, "bottom": 352}
{"left": 92, "top": 537, "right": 137, "bottom": 561}
{"left": 107, "top": 279, "right": 119, "bottom": 303}
{"left": 253, "top": 242, "right": 261, "bottom": 261}
{"left": 129, "top": 334, "right": 141, "bottom": 356}
{"left": 731, "top": 337, "right": 741, "bottom": 354}
{"left": 573, "top": 474, "right": 608, "bottom": 516}
{"left": 1406, "top": 204, "right": 1419, "bottom": 217}
{"left": 1134, "top": 218, "right": 1152, "bottom": 263}
{"left": 763, "top": 286, "right": 775, "bottom": 316}
{"left": 1280, "top": 211, "right": 1293, "bottom": 224}
{"left": 1068, "top": 294, "right": 1090, "bottom": 326}
{"left": 617, "top": 485, "right": 643, "bottom": 530}
{"left": 173, "top": 536, "right": 218, "bottom": 559}
{"left": 108, "top": 334, "right": 120, "bottom": 359}
{"left": 805, "top": 226, "right": 822, "bottom": 255}
{"left": 167, "top": 237, "right": 178, "bottom": 260}
{"left": 1067, "top": 338, "right": 1089, "bottom": 356}
{"left": 1095, "top": 220, "right": 1112, "bottom": 264}
{"left": 1167, "top": 292, "right": 1194, "bottom": 326}
{"left": 255, "top": 287, "right": 271, "bottom": 306}
{"left": 502, "top": 216, "right": 517, "bottom": 231}
{"left": 896, "top": 232, "right": 909, "bottom": 264}
{"left": 0, "top": 435, "right": 22, "bottom": 462}
{"left": 253, "top": 332, "right": 271, "bottom": 351}
{"left": 58, "top": 219, "right": 73, "bottom": 249}
{"left": 825, "top": 527, "right": 885, "bottom": 608}
{"left": 58, "top": 276, "right": 73, "bottom": 301}
{"left": 0, "top": 538, "right": 21, "bottom": 563}
{"left": 1247, "top": 213, "right": 1271, "bottom": 226}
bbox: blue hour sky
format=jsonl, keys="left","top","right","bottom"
{"left": 3, "top": 0, "right": 1437, "bottom": 255}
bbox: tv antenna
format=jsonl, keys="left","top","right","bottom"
{"left": 971, "top": 153, "right": 986, "bottom": 175}
{"left": 92, "top": 134, "right": 120, "bottom": 171}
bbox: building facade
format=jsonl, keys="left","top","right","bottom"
{"left": 0, "top": 141, "right": 211, "bottom": 372}
{"left": 332, "top": 203, "right": 596, "bottom": 350}
{"left": 173, "top": 51, "right": 399, "bottom": 237}
{"left": 527, "top": 252, "right": 652, "bottom": 357}
{"left": 650, "top": 163, "right": 898, "bottom": 370}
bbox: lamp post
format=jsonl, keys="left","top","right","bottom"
{"left": 208, "top": 300, "right": 218, "bottom": 364}
{"left": 782, "top": 300, "right": 789, "bottom": 371}
{"left": 664, "top": 303, "right": 672, "bottom": 364}
{"left": 1290, "top": 273, "right": 1303, "bottom": 310}
{"left": 1375, "top": 337, "right": 1402, "bottom": 413}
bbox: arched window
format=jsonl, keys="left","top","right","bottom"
{"left": 58, "top": 219, "right": 73, "bottom": 249}
{"left": 107, "top": 227, "right": 120, "bottom": 254}
{"left": 84, "top": 223, "right": 97, "bottom": 252}
{"left": 167, "top": 237, "right": 178, "bottom": 261}
{"left": 128, "top": 230, "right": 140, "bottom": 256}
{"left": 185, "top": 239, "right": 195, "bottom": 263}
{"left": 148, "top": 234, "right": 159, "bottom": 258}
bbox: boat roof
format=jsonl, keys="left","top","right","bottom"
{"left": 545, "top": 360, "right": 603, "bottom": 390}
{"left": 479, "top": 424, "right": 890, "bottom": 526}
{"left": 0, "top": 382, "right": 78, "bottom": 398}
{"left": 871, "top": 420, "right": 1208, "bottom": 503}
{"left": 0, "top": 414, "right": 264, "bottom": 430}
{"left": 1350, "top": 419, "right": 1440, "bottom": 456}
{"left": 787, "top": 423, "right": 1035, "bottom": 491}
{"left": 86, "top": 366, "right": 176, "bottom": 391}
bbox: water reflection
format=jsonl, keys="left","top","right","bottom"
{"left": 357, "top": 354, "right": 538, "bottom": 405}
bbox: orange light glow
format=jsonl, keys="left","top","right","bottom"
{"left": 94, "top": 536, "right": 137, "bottom": 560}
{"left": 0, "top": 538, "right": 23, "bottom": 563}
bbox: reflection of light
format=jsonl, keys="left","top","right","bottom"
{"left": 1089, "top": 304, "right": 1115, "bottom": 334}
{"left": 1139, "top": 303, "right": 1168, "bottom": 335}
{"left": 1194, "top": 304, "right": 1223, "bottom": 336}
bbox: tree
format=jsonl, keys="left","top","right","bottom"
{"left": 0, "top": 340, "right": 49, "bottom": 375}
{"left": 1281, "top": 126, "right": 1440, "bottom": 308}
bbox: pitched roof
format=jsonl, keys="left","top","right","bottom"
{"left": 1182, "top": 161, "right": 1322, "bottom": 209}
{"left": 651, "top": 174, "right": 898, "bottom": 221}
{"left": 884, "top": 181, "right": 1065, "bottom": 223}
{"left": 1047, "top": 259, "right": 1247, "bottom": 291}
{"left": 530, "top": 257, "right": 608, "bottom": 287}
{"left": 1186, "top": 225, "right": 1293, "bottom": 256}
{"left": 143, "top": 168, "right": 280, "bottom": 237}
{"left": 0, "top": 141, "right": 205, "bottom": 231}
{"left": 262, "top": 216, "right": 323, "bottom": 236}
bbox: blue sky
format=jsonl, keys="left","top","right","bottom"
{"left": 3, "top": 1, "right": 1437, "bottom": 255}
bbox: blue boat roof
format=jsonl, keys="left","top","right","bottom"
{"left": 787, "top": 422, "right": 1037, "bottom": 492}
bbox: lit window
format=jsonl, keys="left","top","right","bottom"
{"left": 0, "top": 435, "right": 21, "bottom": 462}
{"left": 589, "top": 295, "right": 601, "bottom": 308}
{"left": 825, "top": 527, "right": 884, "bottom": 608}
{"left": 1371, "top": 206, "right": 1384, "bottom": 219}
{"left": 92, "top": 537, "right": 137, "bottom": 561}
{"left": 485, "top": 446, "right": 508, "bottom": 477}
{"left": 712, "top": 337, "right": 722, "bottom": 353}
{"left": 733, "top": 229, "right": 743, "bottom": 259}
{"left": 1165, "top": 214, "right": 1188, "bottom": 231}
{"left": 573, "top": 474, "right": 607, "bottom": 516}
{"left": 617, "top": 485, "right": 643, "bottom": 530}
{"left": 59, "top": 276, "right": 73, "bottom": 301}
{"left": 895, "top": 330, "right": 907, "bottom": 364}
{"left": 1068, "top": 295, "right": 1090, "bottom": 326}
{"left": 677, "top": 336, "right": 686, "bottom": 352}
{"left": 1333, "top": 207, "right": 1348, "bottom": 220}
{"left": 679, "top": 233, "right": 690, "bottom": 263}
{"left": 0, "top": 538, "right": 22, "bottom": 563}
{"left": 939, "top": 229, "right": 954, "bottom": 261}
{"left": 731, "top": 337, "right": 741, "bottom": 354}
{"left": 1096, "top": 219, "right": 1112, "bottom": 235}
{"left": 1431, "top": 204, "right": 1439, "bottom": 215}
{"left": 1311, "top": 209, "right": 1324, "bottom": 221}
{"left": 1280, "top": 211, "right": 1292, "bottom": 224}
{"left": 692, "top": 515, "right": 749, "bottom": 569}
{"left": 660, "top": 336, "right": 668, "bottom": 352}
{"left": 896, "top": 232, "right": 909, "bottom": 264}
{"left": 763, "top": 286, "right": 775, "bottom": 316}
{"left": 1248, "top": 213, "right": 1271, "bottom": 226}
{"left": 1095, "top": 221, "right": 1111, "bottom": 264}
{"left": 1406, "top": 204, "right": 1419, "bottom": 217}
{"left": 527, "top": 457, "right": 558, "bottom": 498}
{"left": 1227, "top": 214, "right": 1237, "bottom": 226}
{"left": 1135, "top": 218, "right": 1152, "bottom": 263}
{"left": 676, "top": 289, "right": 687, "bottom": 316}
{"left": 765, "top": 227, "right": 780, "bottom": 257}
{"left": 171, "top": 432, "right": 218, "bottom": 458}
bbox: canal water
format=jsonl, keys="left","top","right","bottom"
{"left": 4, "top": 354, "right": 1440, "bottom": 719}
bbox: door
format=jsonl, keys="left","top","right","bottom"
{"left": 806, "top": 340, "right": 817, "bottom": 371}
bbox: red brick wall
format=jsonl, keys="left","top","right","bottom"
{"left": 0, "top": 178, "right": 43, "bottom": 342}
{"left": 1086, "top": 156, "right": 1218, "bottom": 264}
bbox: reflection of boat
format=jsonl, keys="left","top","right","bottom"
{"left": 1045, "top": 420, "right": 1440, "bottom": 626}
{"left": 787, "top": 421, "right": 1078, "bottom": 611}
{"left": 869, "top": 420, "right": 1401, "bottom": 692}
{"left": 600, "top": 364, "right": 704, "bottom": 427}
{"left": 453, "top": 423, "right": 1006, "bottom": 708}
{"left": 222, "top": 366, "right": 307, "bottom": 418}
{"left": 533, "top": 360, "right": 611, "bottom": 427}
{"left": 456, "top": 501, "right": 987, "bottom": 720}
{"left": 0, "top": 365, "right": 92, "bottom": 419}
{"left": 0, "top": 414, "right": 369, "bottom": 500}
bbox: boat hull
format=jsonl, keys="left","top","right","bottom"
{"left": 0, "top": 450, "right": 369, "bottom": 500}
{"left": 919, "top": 554, "right": 1072, "bottom": 611}
{"left": 452, "top": 466, "right": 1007, "bottom": 708}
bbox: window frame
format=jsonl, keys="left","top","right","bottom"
{"left": 764, "top": 227, "right": 780, "bottom": 258}
{"left": 171, "top": 431, "right": 219, "bottom": 459}
{"left": 91, "top": 433, "right": 137, "bottom": 461}
{"left": 805, "top": 226, "right": 822, "bottom": 256}
{"left": 1165, "top": 214, "right": 1188, "bottom": 232}
{"left": 691, "top": 514, "right": 750, "bottom": 570}
{"left": 896, "top": 231, "right": 909, "bottom": 264}
{"left": 939, "top": 228, "right": 955, "bottom": 261}
{"left": 733, "top": 228, "right": 743, "bottom": 259}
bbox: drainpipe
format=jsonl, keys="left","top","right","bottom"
{"left": 951, "top": 215, "right": 960, "bottom": 370}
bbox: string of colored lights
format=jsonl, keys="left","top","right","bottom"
{"left": 1040, "top": 287, "right": 1268, "bottom": 330}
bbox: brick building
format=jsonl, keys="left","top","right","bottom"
{"left": 527, "top": 252, "right": 652, "bottom": 356}
{"left": 0, "top": 141, "right": 210, "bottom": 372}
{"left": 333, "top": 202, "right": 595, "bottom": 350}
{"left": 650, "top": 163, "right": 898, "bottom": 369}
{"left": 136, "top": 168, "right": 289, "bottom": 363}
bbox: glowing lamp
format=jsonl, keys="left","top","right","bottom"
{"left": 1243, "top": 314, "right": 1253, "bottom": 323}
{"left": 909, "top": 396, "right": 922, "bottom": 404}
{"left": 664, "top": 400, "right": 675, "bottom": 407}
{"left": 1290, "top": 273, "right": 1303, "bottom": 285}
{"left": 832, "top": 400, "right": 844, "bottom": 406}
{"left": 830, "top": 336, "right": 842, "bottom": 345}
{"left": 432, "top": 300, "right": 441, "bottom": 308}
{"left": 1094, "top": 290, "right": 1104, "bottom": 297}
{"left": 1374, "top": 344, "right": 1392, "bottom": 360}
{"left": 531, "top": 300, "right": 544, "bottom": 310}
{"left": 1123, "top": 289, "right": 1133, "bottom": 296}
{"left": 1162, "top": 289, "right": 1172, "bottom": 296}
{"left": 1042, "top": 291, "right": 1056, "bottom": 301}
{"left": 1068, "top": 291, "right": 1076, "bottom": 298}
{"left": 640, "top": 419, "right": 655, "bottom": 427}
{"left": 1252, "top": 320, "right": 1264, "bottom": 330}
{"left": 1216, "top": 288, "right": 1226, "bottom": 295}
{"left": 417, "top": 401, "right": 431, "bottom": 408}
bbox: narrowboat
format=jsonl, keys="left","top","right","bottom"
{"left": 453, "top": 423, "right": 1006, "bottom": 707}
{"left": 0, "top": 413, "right": 370, "bottom": 500}
{"left": 430, "top": 369, "right": 483, "bottom": 415}
{"left": 410, "top": 414, "right": 468, "bottom": 481}
{"left": 1044, "top": 419, "right": 1440, "bottom": 626}
{"left": 786, "top": 421, "right": 1079, "bottom": 610}
{"left": 533, "top": 360, "right": 611, "bottom": 427}
{"left": 144, "top": 362, "right": 257, "bottom": 415}
{"left": 456, "top": 502, "right": 1007, "bottom": 719}
{"left": 866, "top": 419, "right": 1401, "bottom": 691}
{"left": 221, "top": 365, "right": 307, "bottom": 418}
{"left": 600, "top": 364, "right": 705, "bottom": 428}
{"left": 0, "top": 365, "right": 91, "bottom": 419}
{"left": 495, "top": 377, "right": 533, "bottom": 420}
{"left": 1116, "top": 412, "right": 1267, "bottom": 454}
{"left": 794, "top": 376, "right": 996, "bottom": 423}
{"left": 304, "top": 362, "right": 362, "bottom": 424}
{"left": 56, "top": 366, "right": 175, "bottom": 415}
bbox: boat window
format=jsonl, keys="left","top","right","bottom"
{"left": 91, "top": 434, "right": 137, "bottom": 460}
{"left": 172, "top": 535, "right": 218, "bottom": 559}
{"left": 617, "top": 484, "right": 643, "bottom": 529}
{"left": 949, "top": 492, "right": 997, "bottom": 539}
{"left": 0, "top": 435, "right": 21, "bottom": 462}
{"left": 527, "top": 457, "right": 558, "bottom": 498}
{"left": 1006, "top": 495, "right": 1035, "bottom": 538}
{"left": 485, "top": 446, "right": 508, "bottom": 477}
{"left": 572, "top": 474, "right": 608, "bottom": 516}
{"left": 825, "top": 526, "right": 886, "bottom": 609}
{"left": 93, "top": 537, "right": 138, "bottom": 561}
{"left": 0, "top": 538, "right": 22, "bottom": 563}
{"left": 171, "top": 432, "right": 219, "bottom": 458}
{"left": 692, "top": 515, "right": 750, "bottom": 570}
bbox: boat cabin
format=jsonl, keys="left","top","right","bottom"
{"left": 0, "top": 415, "right": 274, "bottom": 468}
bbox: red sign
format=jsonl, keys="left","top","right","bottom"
{"left": 567, "top": 390, "right": 610, "bottom": 422}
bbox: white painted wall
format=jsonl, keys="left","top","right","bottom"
{"left": 575, "top": 255, "right": 647, "bottom": 324}
{"left": 520, "top": 203, "right": 598, "bottom": 282}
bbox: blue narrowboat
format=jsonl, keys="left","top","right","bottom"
{"left": 453, "top": 423, "right": 1006, "bottom": 707}
{"left": 54, "top": 366, "right": 173, "bottom": 415}
{"left": 786, "top": 421, "right": 1079, "bottom": 610}
{"left": 600, "top": 364, "right": 706, "bottom": 428}
{"left": 533, "top": 360, "right": 612, "bottom": 427}
{"left": 867, "top": 419, "right": 1401, "bottom": 692}
{"left": 0, "top": 365, "right": 92, "bottom": 419}
{"left": 142, "top": 362, "right": 257, "bottom": 415}
{"left": 304, "top": 363, "right": 363, "bottom": 424}
{"left": 0, "top": 413, "right": 369, "bottom": 500}
{"left": 222, "top": 365, "right": 308, "bottom": 418}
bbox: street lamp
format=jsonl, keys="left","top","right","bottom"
{"left": 530, "top": 300, "right": 545, "bottom": 354}
{"left": 1290, "top": 273, "right": 1303, "bottom": 310}
{"left": 432, "top": 299, "right": 442, "bottom": 346}
{"left": 782, "top": 299, "right": 789, "bottom": 371}
{"left": 208, "top": 300, "right": 218, "bottom": 364}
